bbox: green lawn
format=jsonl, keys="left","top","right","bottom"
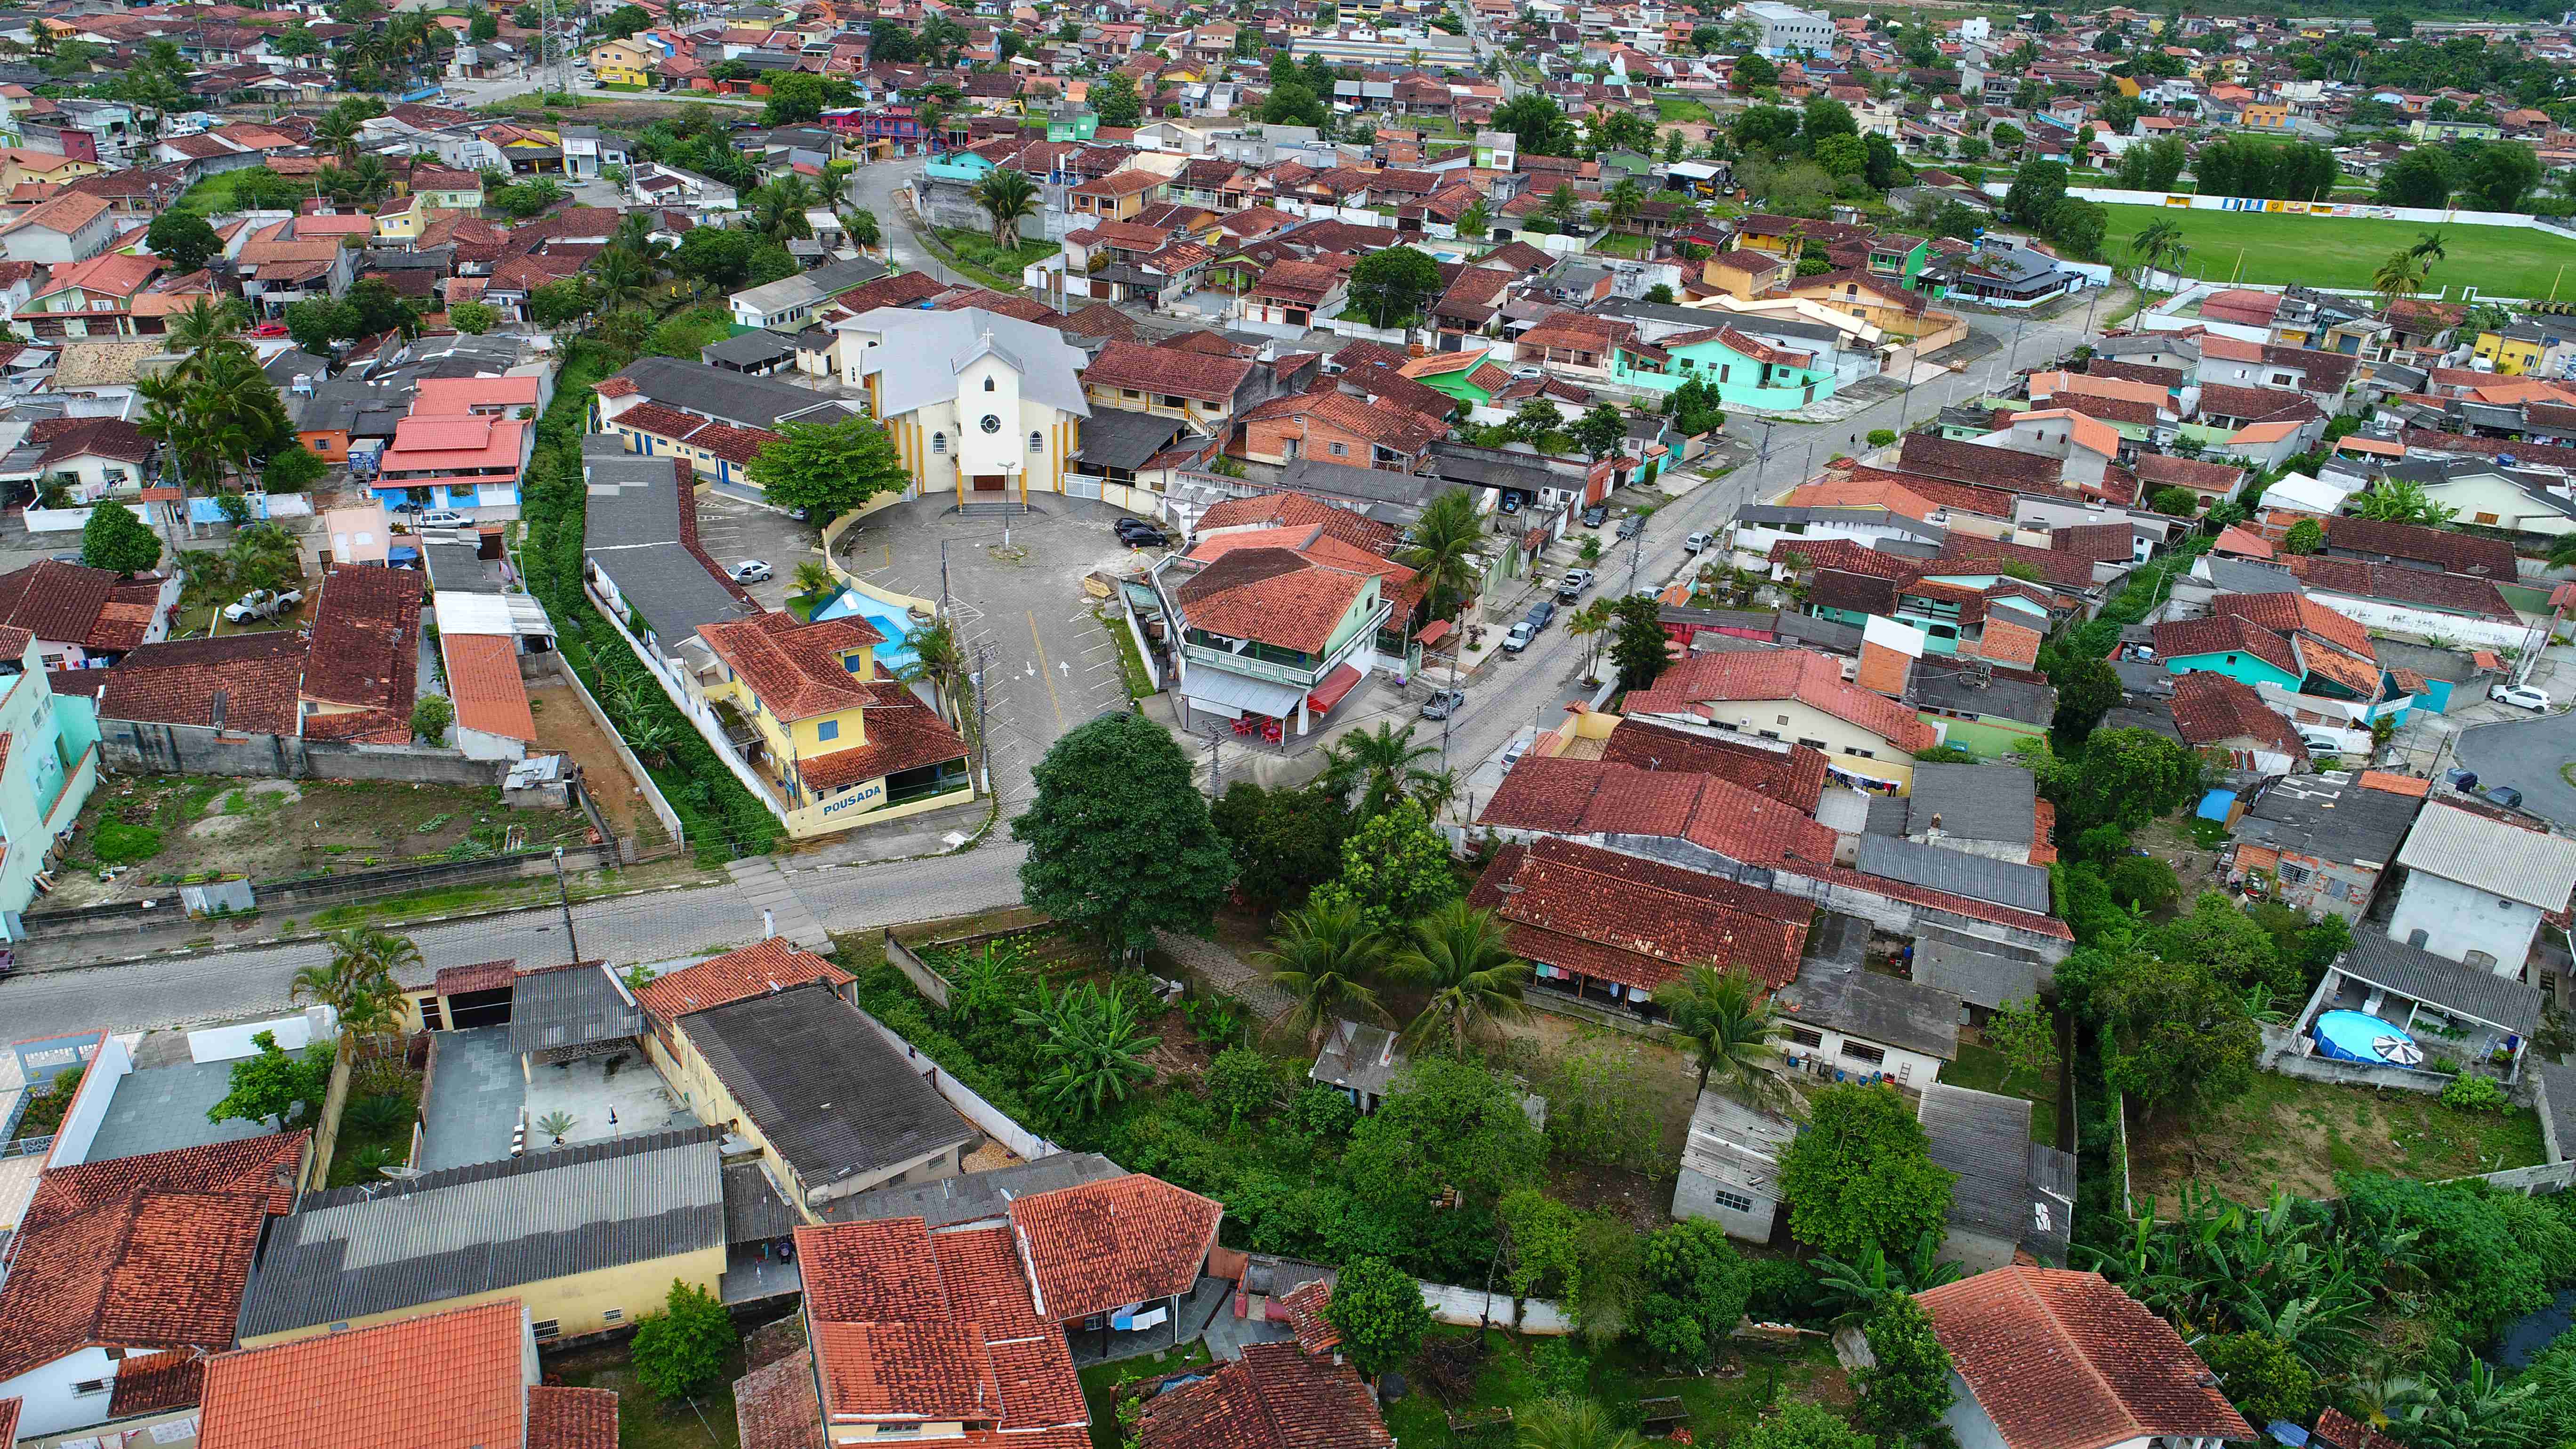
{"left": 1590, "top": 232, "right": 1651, "bottom": 259}
{"left": 2128, "top": 1067, "right": 2548, "bottom": 1208}
{"left": 1377, "top": 1326, "right": 1850, "bottom": 1449}
{"left": 2099, "top": 203, "right": 2576, "bottom": 299}
{"left": 1943, "top": 1040, "right": 2060, "bottom": 1148}
{"left": 1651, "top": 91, "right": 1713, "bottom": 123}
{"left": 1078, "top": 1343, "right": 1214, "bottom": 1449}
{"left": 171, "top": 168, "right": 281, "bottom": 214}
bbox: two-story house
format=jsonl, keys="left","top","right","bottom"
{"left": 1154, "top": 524, "right": 1424, "bottom": 739}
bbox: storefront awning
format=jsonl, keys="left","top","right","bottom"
{"left": 1307, "top": 662, "right": 1362, "bottom": 716}
{"left": 1181, "top": 665, "right": 1305, "bottom": 720}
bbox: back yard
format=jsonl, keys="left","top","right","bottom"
{"left": 2127, "top": 1069, "right": 2548, "bottom": 1206}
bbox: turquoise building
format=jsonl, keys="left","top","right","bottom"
{"left": 0, "top": 629, "right": 98, "bottom": 937}
{"left": 1610, "top": 325, "right": 1836, "bottom": 411}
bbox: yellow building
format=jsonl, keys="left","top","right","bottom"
{"left": 828, "top": 304, "right": 1095, "bottom": 505}
{"left": 588, "top": 36, "right": 660, "bottom": 86}
{"left": 2473, "top": 326, "right": 2546, "bottom": 376}
{"left": 2241, "top": 102, "right": 2291, "bottom": 131}
{"left": 233, "top": 1127, "right": 729, "bottom": 1349}
{"left": 691, "top": 609, "right": 974, "bottom": 829}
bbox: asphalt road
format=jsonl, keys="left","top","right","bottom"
{"left": 2450, "top": 707, "right": 2576, "bottom": 824}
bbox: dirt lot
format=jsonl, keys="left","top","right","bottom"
{"left": 527, "top": 681, "right": 647, "bottom": 838}
{"left": 2131, "top": 813, "right": 2231, "bottom": 902}
{"left": 51, "top": 775, "right": 594, "bottom": 907}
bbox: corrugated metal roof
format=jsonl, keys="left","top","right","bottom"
{"left": 2395, "top": 800, "right": 2576, "bottom": 909}
{"left": 510, "top": 961, "right": 647, "bottom": 1057}
{"left": 2337, "top": 929, "right": 2542, "bottom": 1035}
{"left": 1854, "top": 834, "right": 2051, "bottom": 913}
{"left": 236, "top": 1127, "right": 724, "bottom": 1336}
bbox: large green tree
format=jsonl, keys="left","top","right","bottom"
{"left": 1320, "top": 1256, "right": 1434, "bottom": 1377}
{"left": 208, "top": 1030, "right": 331, "bottom": 1129}
{"left": 2037, "top": 726, "right": 2198, "bottom": 832}
{"left": 1310, "top": 802, "right": 1458, "bottom": 935}
{"left": 2047, "top": 651, "right": 2122, "bottom": 738}
{"left": 1348, "top": 246, "right": 1443, "bottom": 328}
{"left": 1854, "top": 1297, "right": 1959, "bottom": 1449}
{"left": 145, "top": 210, "right": 222, "bottom": 274}
{"left": 1014, "top": 712, "right": 1232, "bottom": 963}
{"left": 628, "top": 1280, "right": 739, "bottom": 1400}
{"left": 1345, "top": 1055, "right": 1547, "bottom": 1211}
{"left": 1608, "top": 593, "right": 1670, "bottom": 690}
{"left": 743, "top": 415, "right": 910, "bottom": 522}
{"left": 1774, "top": 1083, "right": 1955, "bottom": 1260}
{"left": 2066, "top": 948, "right": 2261, "bottom": 1123}
{"left": 1634, "top": 1218, "right": 1754, "bottom": 1367}
{"left": 80, "top": 499, "right": 161, "bottom": 575}
{"left": 1210, "top": 782, "right": 1349, "bottom": 909}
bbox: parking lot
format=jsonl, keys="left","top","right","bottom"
{"left": 692, "top": 488, "right": 820, "bottom": 610}
{"left": 837, "top": 495, "right": 1148, "bottom": 810}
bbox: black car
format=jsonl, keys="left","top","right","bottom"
{"left": 1114, "top": 517, "right": 1168, "bottom": 547}
{"left": 2487, "top": 784, "right": 2527, "bottom": 810}
{"left": 1581, "top": 504, "right": 1609, "bottom": 528}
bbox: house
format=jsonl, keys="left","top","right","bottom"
{"left": 1868, "top": 763, "right": 2047, "bottom": 864}
{"left": 729, "top": 254, "right": 890, "bottom": 330}
{"left": 0, "top": 1133, "right": 306, "bottom": 1437}
{"left": 0, "top": 189, "right": 114, "bottom": 264}
{"left": 0, "top": 628, "right": 98, "bottom": 934}
{"left": 1917, "top": 1083, "right": 2076, "bottom": 1271}
{"left": 829, "top": 306, "right": 1093, "bottom": 506}
{"left": 0, "top": 558, "right": 176, "bottom": 669}
{"left": 298, "top": 564, "right": 425, "bottom": 745}
{"left": 1775, "top": 910, "right": 1961, "bottom": 1087}
{"left": 1310, "top": 1017, "right": 1405, "bottom": 1115}
{"left": 236, "top": 1128, "right": 727, "bottom": 1348}
{"left": 659, "top": 980, "right": 976, "bottom": 1216}
{"left": 197, "top": 1299, "right": 615, "bottom": 1449}
{"left": 2387, "top": 800, "right": 2576, "bottom": 975}
{"left": 2288, "top": 928, "right": 2540, "bottom": 1084}
{"left": 1235, "top": 383, "right": 1446, "bottom": 474}
{"left": 368, "top": 414, "right": 533, "bottom": 518}
{"left": 1154, "top": 524, "right": 1425, "bottom": 738}
{"left": 592, "top": 354, "right": 857, "bottom": 489}
{"left": 2167, "top": 671, "right": 2308, "bottom": 777}
{"left": 1082, "top": 339, "right": 1265, "bottom": 431}
{"left": 1620, "top": 647, "right": 1937, "bottom": 795}
{"left": 1139, "top": 1342, "right": 1390, "bottom": 1449}
{"left": 1672, "top": 1086, "right": 1797, "bottom": 1242}
{"left": 20, "top": 416, "right": 152, "bottom": 502}
{"left": 1919, "top": 1267, "right": 2251, "bottom": 1449}
{"left": 2223, "top": 771, "right": 2423, "bottom": 921}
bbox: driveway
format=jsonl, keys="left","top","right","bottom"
{"left": 836, "top": 495, "right": 1148, "bottom": 812}
{"left": 692, "top": 490, "right": 820, "bottom": 610}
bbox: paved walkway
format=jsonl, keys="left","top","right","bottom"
{"left": 724, "top": 857, "right": 835, "bottom": 952}
{"left": 1151, "top": 929, "right": 1296, "bottom": 1021}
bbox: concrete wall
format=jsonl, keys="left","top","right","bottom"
{"left": 97, "top": 718, "right": 508, "bottom": 785}
{"left": 882, "top": 929, "right": 954, "bottom": 1010}
{"left": 536, "top": 648, "right": 685, "bottom": 847}
{"left": 2388, "top": 869, "right": 2539, "bottom": 974}
{"left": 1670, "top": 1164, "right": 1779, "bottom": 1242}
{"left": 240, "top": 1243, "right": 729, "bottom": 1349}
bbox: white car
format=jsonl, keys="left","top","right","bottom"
{"left": 728, "top": 560, "right": 774, "bottom": 584}
{"left": 2492, "top": 684, "right": 2553, "bottom": 711}
{"left": 222, "top": 587, "right": 304, "bottom": 624}
{"left": 415, "top": 509, "right": 470, "bottom": 529}
{"left": 1683, "top": 531, "right": 1715, "bottom": 553}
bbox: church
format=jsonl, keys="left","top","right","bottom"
{"left": 828, "top": 306, "right": 1093, "bottom": 504}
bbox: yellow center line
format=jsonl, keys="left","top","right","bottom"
{"left": 1027, "top": 609, "right": 1067, "bottom": 731}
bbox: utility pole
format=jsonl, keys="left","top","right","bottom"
{"left": 969, "top": 638, "right": 995, "bottom": 796}
{"left": 1626, "top": 509, "right": 1646, "bottom": 593}
{"left": 1203, "top": 723, "right": 1225, "bottom": 797}
{"left": 550, "top": 846, "right": 582, "bottom": 964}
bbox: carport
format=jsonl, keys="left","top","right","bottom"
{"left": 1179, "top": 666, "right": 1307, "bottom": 738}
{"left": 509, "top": 960, "right": 647, "bottom": 1079}
{"left": 433, "top": 960, "right": 518, "bottom": 1030}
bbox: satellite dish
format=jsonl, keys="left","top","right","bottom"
{"left": 378, "top": 1165, "right": 425, "bottom": 1180}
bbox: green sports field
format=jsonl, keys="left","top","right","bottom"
{"left": 2097, "top": 203, "right": 2576, "bottom": 300}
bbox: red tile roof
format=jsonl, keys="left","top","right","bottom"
{"left": 2149, "top": 614, "right": 2299, "bottom": 678}
{"left": 1624, "top": 649, "right": 1939, "bottom": 752}
{"left": 2321, "top": 514, "right": 2517, "bottom": 579}
{"left": 1274, "top": 1279, "right": 1339, "bottom": 1355}
{"left": 737, "top": 1348, "right": 830, "bottom": 1449}
{"left": 1476, "top": 756, "right": 1839, "bottom": 871}
{"left": 813, "top": 1322, "right": 1002, "bottom": 1419}
{"left": 1917, "top": 1267, "right": 2252, "bottom": 1449}
{"left": 0, "top": 558, "right": 122, "bottom": 647}
{"left": 1467, "top": 838, "right": 1815, "bottom": 990}
{"left": 108, "top": 1347, "right": 209, "bottom": 1418}
{"left": 795, "top": 690, "right": 971, "bottom": 790}
{"left": 1084, "top": 340, "right": 1257, "bottom": 404}
{"left": 697, "top": 610, "right": 886, "bottom": 721}
{"left": 443, "top": 632, "right": 536, "bottom": 743}
{"left": 1895, "top": 433, "right": 2064, "bottom": 491}
{"left": 0, "top": 1186, "right": 272, "bottom": 1384}
{"left": 2211, "top": 591, "right": 2375, "bottom": 659}
{"left": 1934, "top": 534, "right": 2096, "bottom": 589}
{"left": 1139, "top": 1341, "right": 1389, "bottom": 1449}
{"left": 197, "top": 1300, "right": 531, "bottom": 1449}
{"left": 636, "top": 937, "right": 852, "bottom": 1022}
{"left": 1594, "top": 718, "right": 1830, "bottom": 812}
{"left": 1175, "top": 540, "right": 1377, "bottom": 655}
{"left": 528, "top": 1386, "right": 621, "bottom": 1449}
{"left": 25, "top": 1131, "right": 306, "bottom": 1235}
{"left": 1194, "top": 491, "right": 1398, "bottom": 555}
{"left": 301, "top": 563, "right": 422, "bottom": 741}
{"left": 2167, "top": 671, "right": 2306, "bottom": 759}
{"left": 1007, "top": 1174, "right": 1224, "bottom": 1322}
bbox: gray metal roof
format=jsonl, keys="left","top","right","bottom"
{"left": 1912, "top": 926, "right": 2046, "bottom": 1012}
{"left": 2395, "top": 801, "right": 2576, "bottom": 909}
{"left": 510, "top": 961, "right": 647, "bottom": 1057}
{"left": 679, "top": 982, "right": 973, "bottom": 1191}
{"left": 604, "top": 354, "right": 858, "bottom": 429}
{"left": 1855, "top": 835, "right": 2051, "bottom": 914}
{"left": 1776, "top": 957, "right": 1960, "bottom": 1062}
{"left": 1909, "top": 664, "right": 2055, "bottom": 727}
{"left": 592, "top": 541, "right": 759, "bottom": 646}
{"left": 723, "top": 1162, "right": 802, "bottom": 1244}
{"left": 1678, "top": 1086, "right": 1796, "bottom": 1198}
{"left": 1902, "top": 763, "right": 2037, "bottom": 845}
{"left": 2201, "top": 556, "right": 2305, "bottom": 596}
{"left": 2338, "top": 929, "right": 2542, "bottom": 1035}
{"left": 236, "top": 1127, "right": 725, "bottom": 1337}
{"left": 1277, "top": 456, "right": 1443, "bottom": 509}
{"left": 2232, "top": 772, "right": 2422, "bottom": 869}
{"left": 1773, "top": 612, "right": 1862, "bottom": 654}
{"left": 1734, "top": 505, "right": 1946, "bottom": 542}
{"left": 819, "top": 1151, "right": 1127, "bottom": 1227}
{"left": 1077, "top": 407, "right": 1191, "bottom": 472}
{"left": 1917, "top": 1082, "right": 2075, "bottom": 1264}
{"left": 1310, "top": 1018, "right": 1403, "bottom": 1098}
{"left": 729, "top": 255, "right": 891, "bottom": 317}
{"left": 700, "top": 330, "right": 801, "bottom": 367}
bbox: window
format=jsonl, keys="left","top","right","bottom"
{"left": 1787, "top": 1026, "right": 1825, "bottom": 1049}
{"left": 1707, "top": 1186, "right": 1757, "bottom": 1214}
{"left": 1758, "top": 729, "right": 1780, "bottom": 741}
{"left": 1031, "top": 430, "right": 1045, "bottom": 452}
{"left": 818, "top": 719, "right": 840, "bottom": 741}
{"left": 1161, "top": 394, "right": 1187, "bottom": 408}
{"left": 2276, "top": 862, "right": 2310, "bottom": 885}
{"left": 1841, "top": 1040, "right": 1886, "bottom": 1066}
{"left": 532, "top": 1320, "right": 561, "bottom": 1342}
{"left": 1776, "top": 715, "right": 1790, "bottom": 726}
{"left": 844, "top": 656, "right": 864, "bottom": 673}
{"left": 983, "top": 377, "right": 995, "bottom": 391}
{"left": 931, "top": 432, "right": 946, "bottom": 454}
{"left": 1328, "top": 442, "right": 1347, "bottom": 457}
{"left": 73, "top": 1380, "right": 110, "bottom": 1396}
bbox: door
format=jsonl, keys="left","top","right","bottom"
{"left": 974, "top": 474, "right": 1006, "bottom": 491}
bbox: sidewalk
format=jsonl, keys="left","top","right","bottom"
{"left": 781, "top": 797, "right": 993, "bottom": 869}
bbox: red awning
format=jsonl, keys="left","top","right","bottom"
{"left": 1415, "top": 618, "right": 1454, "bottom": 645}
{"left": 1307, "top": 661, "right": 1362, "bottom": 715}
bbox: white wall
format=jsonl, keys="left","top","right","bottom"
{"left": 1938, "top": 1375, "right": 2014, "bottom": 1449}
{"left": 1, "top": 1345, "right": 121, "bottom": 1439}
{"left": 2389, "top": 869, "right": 2543, "bottom": 975}
{"left": 2296, "top": 589, "right": 2533, "bottom": 649}
{"left": 42, "top": 1032, "right": 131, "bottom": 1169}
{"left": 1779, "top": 1020, "right": 1946, "bottom": 1088}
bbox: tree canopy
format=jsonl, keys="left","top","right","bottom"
{"left": 1014, "top": 711, "right": 1232, "bottom": 962}
{"left": 744, "top": 414, "right": 911, "bottom": 522}
{"left": 1775, "top": 1083, "right": 1955, "bottom": 1260}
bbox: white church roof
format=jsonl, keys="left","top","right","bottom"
{"left": 833, "top": 306, "right": 1092, "bottom": 421}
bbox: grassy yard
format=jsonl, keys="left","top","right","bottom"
{"left": 170, "top": 168, "right": 280, "bottom": 214}
{"left": 1590, "top": 231, "right": 1652, "bottom": 259}
{"left": 2097, "top": 203, "right": 2576, "bottom": 298}
{"left": 1650, "top": 91, "right": 1714, "bottom": 123}
{"left": 1942, "top": 1040, "right": 2060, "bottom": 1148}
{"left": 551, "top": 1342, "right": 742, "bottom": 1449}
{"left": 929, "top": 227, "right": 1058, "bottom": 291}
{"left": 1077, "top": 1343, "right": 1214, "bottom": 1449}
{"left": 2128, "top": 1069, "right": 2548, "bottom": 1208}
{"left": 1379, "top": 1325, "right": 1848, "bottom": 1449}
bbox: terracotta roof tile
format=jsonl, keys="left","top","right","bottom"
{"left": 1917, "top": 1267, "right": 2252, "bottom": 1449}
{"left": 1768, "top": 537, "right": 1916, "bottom": 580}
{"left": 1007, "top": 1174, "right": 1224, "bottom": 1321}
{"left": 1467, "top": 838, "right": 1814, "bottom": 990}
{"left": 2321, "top": 514, "right": 2517, "bottom": 579}
{"left": 197, "top": 1300, "right": 529, "bottom": 1449}
{"left": 1894, "top": 433, "right": 2064, "bottom": 491}
{"left": 1139, "top": 1341, "right": 1388, "bottom": 1449}
{"left": 636, "top": 938, "right": 851, "bottom": 1022}
{"left": 1084, "top": 339, "right": 1256, "bottom": 403}
{"left": 528, "top": 1386, "right": 621, "bottom": 1449}
{"left": 108, "top": 1348, "right": 208, "bottom": 1418}
{"left": 1275, "top": 1279, "right": 1339, "bottom": 1355}
{"left": 2167, "top": 671, "right": 2305, "bottom": 759}
{"left": 0, "top": 1186, "right": 269, "bottom": 1384}
{"left": 814, "top": 1322, "right": 1001, "bottom": 1420}
{"left": 443, "top": 632, "right": 536, "bottom": 743}
{"left": 1174, "top": 544, "right": 1372, "bottom": 656}
{"left": 737, "top": 1348, "right": 830, "bottom": 1449}
{"left": 697, "top": 611, "right": 885, "bottom": 721}
{"left": 2212, "top": 591, "right": 2375, "bottom": 658}
{"left": 1595, "top": 719, "right": 1829, "bottom": 812}
{"left": 1624, "top": 648, "right": 1939, "bottom": 752}
{"left": 2149, "top": 614, "right": 2299, "bottom": 678}
{"left": 796, "top": 692, "right": 971, "bottom": 790}
{"left": 25, "top": 1132, "right": 306, "bottom": 1235}
{"left": 1476, "top": 756, "right": 1839, "bottom": 871}
{"left": 302, "top": 563, "right": 421, "bottom": 721}
{"left": 800, "top": 1216, "right": 953, "bottom": 1323}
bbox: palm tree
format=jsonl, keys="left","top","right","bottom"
{"left": 1541, "top": 182, "right": 1582, "bottom": 228}
{"left": 535, "top": 1110, "right": 579, "bottom": 1144}
{"left": 844, "top": 208, "right": 884, "bottom": 252}
{"left": 313, "top": 108, "right": 362, "bottom": 163}
{"left": 1602, "top": 177, "right": 1643, "bottom": 233}
{"left": 1516, "top": 1397, "right": 1642, "bottom": 1449}
{"left": 1391, "top": 901, "right": 1529, "bottom": 1055}
{"left": 292, "top": 928, "right": 419, "bottom": 1036}
{"left": 2128, "top": 217, "right": 2185, "bottom": 282}
{"left": 971, "top": 168, "right": 1040, "bottom": 250}
{"left": 1256, "top": 896, "right": 1392, "bottom": 1046}
{"left": 1323, "top": 721, "right": 1441, "bottom": 818}
{"left": 1652, "top": 962, "right": 1792, "bottom": 1108}
{"left": 1457, "top": 196, "right": 1491, "bottom": 241}
{"left": 792, "top": 559, "right": 837, "bottom": 602}
{"left": 1566, "top": 597, "right": 1612, "bottom": 676}
{"left": 1399, "top": 486, "right": 1485, "bottom": 620}
{"left": 754, "top": 175, "right": 818, "bottom": 243}
{"left": 2409, "top": 228, "right": 2448, "bottom": 264}
{"left": 347, "top": 153, "right": 394, "bottom": 204}
{"left": 592, "top": 245, "right": 654, "bottom": 315}
{"left": 166, "top": 296, "right": 242, "bottom": 363}
{"left": 2372, "top": 247, "right": 2427, "bottom": 313}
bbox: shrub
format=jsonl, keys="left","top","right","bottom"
{"left": 1204, "top": 1046, "right": 1280, "bottom": 1123}
{"left": 1866, "top": 428, "right": 1897, "bottom": 447}
{"left": 628, "top": 1279, "right": 738, "bottom": 1400}
{"left": 2441, "top": 1074, "right": 2511, "bottom": 1113}
{"left": 93, "top": 820, "right": 165, "bottom": 865}
{"left": 1288, "top": 1081, "right": 1360, "bottom": 1141}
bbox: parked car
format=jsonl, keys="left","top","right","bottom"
{"left": 2492, "top": 684, "right": 2552, "bottom": 711}
{"left": 1525, "top": 599, "right": 1556, "bottom": 629}
{"left": 2300, "top": 731, "right": 2343, "bottom": 757}
{"left": 1554, "top": 569, "right": 1594, "bottom": 603}
{"left": 415, "top": 509, "right": 470, "bottom": 529}
{"left": 2446, "top": 767, "right": 2481, "bottom": 792}
{"left": 1617, "top": 514, "right": 1645, "bottom": 539}
{"left": 1498, "top": 491, "right": 1523, "bottom": 515}
{"left": 2487, "top": 784, "right": 2527, "bottom": 809}
{"left": 222, "top": 587, "right": 304, "bottom": 624}
{"left": 1581, "top": 504, "right": 1609, "bottom": 529}
{"left": 1502, "top": 621, "right": 1536, "bottom": 653}
{"left": 728, "top": 559, "right": 774, "bottom": 584}
{"left": 1501, "top": 735, "right": 1530, "bottom": 767}
{"left": 1683, "top": 531, "right": 1714, "bottom": 553}
{"left": 50, "top": 552, "right": 83, "bottom": 565}
{"left": 1420, "top": 688, "right": 1466, "bottom": 719}
{"left": 1114, "top": 517, "right": 1167, "bottom": 547}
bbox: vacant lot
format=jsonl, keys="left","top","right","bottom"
{"left": 1378, "top": 1326, "right": 1848, "bottom": 1449}
{"left": 52, "top": 775, "right": 594, "bottom": 905}
{"left": 2128, "top": 1069, "right": 2548, "bottom": 1207}
{"left": 2099, "top": 204, "right": 2576, "bottom": 298}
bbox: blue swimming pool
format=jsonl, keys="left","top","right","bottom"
{"left": 2313, "top": 1009, "right": 2423, "bottom": 1068}
{"left": 815, "top": 589, "right": 924, "bottom": 675}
